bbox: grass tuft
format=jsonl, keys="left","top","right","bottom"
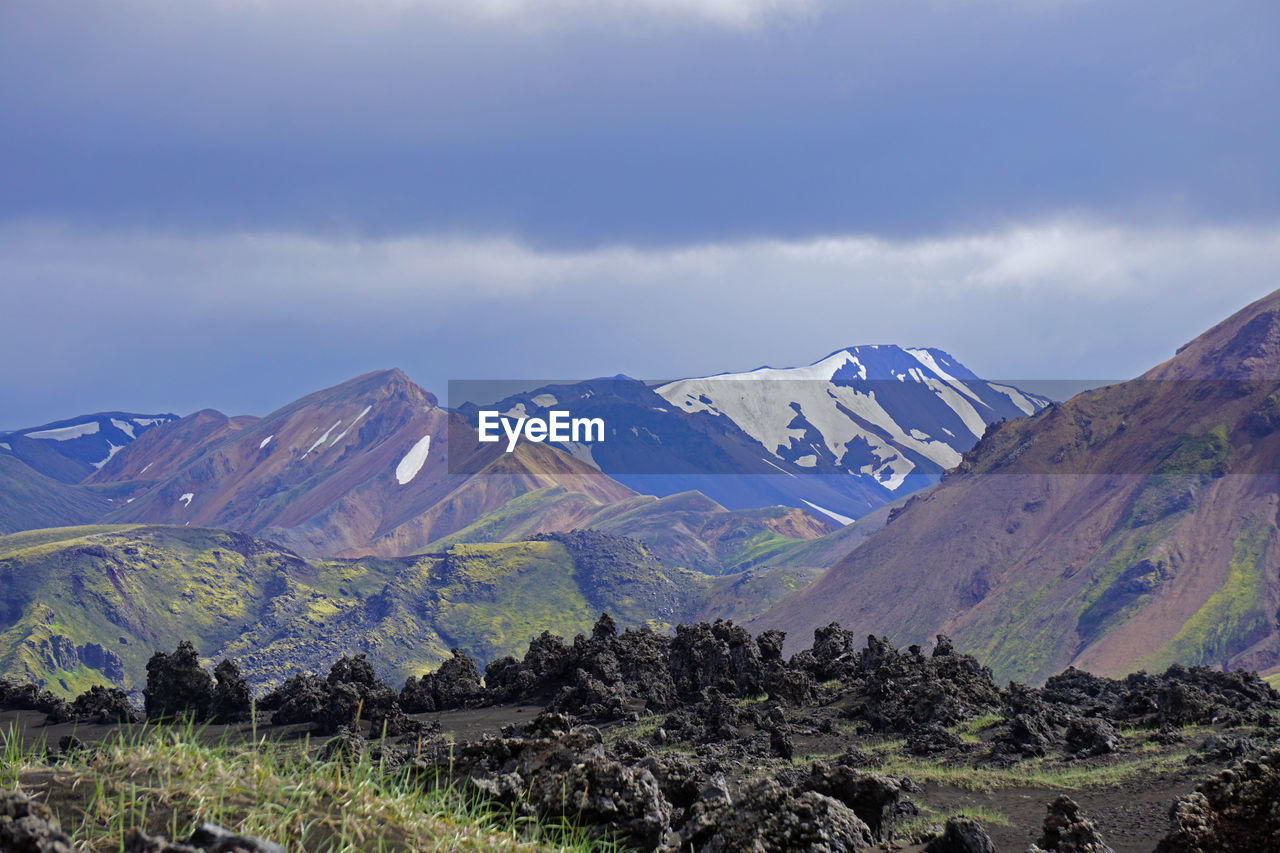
{"left": 0, "top": 723, "right": 623, "bottom": 853}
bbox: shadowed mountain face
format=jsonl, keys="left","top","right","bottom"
{"left": 0, "top": 455, "right": 111, "bottom": 534}
{"left": 757, "top": 289, "right": 1280, "bottom": 685}
{"left": 457, "top": 348, "right": 1050, "bottom": 523}
{"left": 0, "top": 412, "right": 178, "bottom": 484}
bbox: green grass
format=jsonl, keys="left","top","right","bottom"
{"left": 951, "top": 714, "right": 1002, "bottom": 744}
{"left": 0, "top": 722, "right": 624, "bottom": 853}
{"left": 898, "top": 803, "right": 1012, "bottom": 837}
{"left": 421, "top": 488, "right": 576, "bottom": 553}
{"left": 0, "top": 524, "right": 139, "bottom": 558}
{"left": 863, "top": 746, "right": 1194, "bottom": 792}
{"left": 1144, "top": 521, "right": 1270, "bottom": 670}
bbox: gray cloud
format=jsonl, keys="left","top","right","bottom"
{"left": 2, "top": 0, "right": 1274, "bottom": 242}
{"left": 4, "top": 218, "right": 1277, "bottom": 425}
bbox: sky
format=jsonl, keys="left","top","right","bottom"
{"left": 2, "top": 0, "right": 1279, "bottom": 427}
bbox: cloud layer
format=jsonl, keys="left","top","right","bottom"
{"left": 3, "top": 0, "right": 1275, "bottom": 242}
{"left": 4, "top": 219, "right": 1277, "bottom": 425}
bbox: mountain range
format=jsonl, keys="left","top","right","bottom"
{"left": 17, "top": 292, "right": 1280, "bottom": 699}
{"left": 0, "top": 412, "right": 178, "bottom": 484}
{"left": 0, "top": 347, "right": 1038, "bottom": 574}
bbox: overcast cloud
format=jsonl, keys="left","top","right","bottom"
{"left": 1, "top": 0, "right": 1277, "bottom": 425}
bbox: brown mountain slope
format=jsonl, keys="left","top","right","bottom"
{"left": 756, "top": 288, "right": 1280, "bottom": 684}
{"left": 87, "top": 409, "right": 259, "bottom": 486}
{"left": 96, "top": 370, "right": 634, "bottom": 557}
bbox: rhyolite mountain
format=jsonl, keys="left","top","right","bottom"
{"left": 0, "top": 412, "right": 178, "bottom": 483}
{"left": 0, "top": 525, "right": 818, "bottom": 696}
{"left": 89, "top": 369, "right": 635, "bottom": 558}
{"left": 66, "top": 370, "right": 829, "bottom": 570}
{"left": 458, "top": 346, "right": 1050, "bottom": 523}
{"left": 758, "top": 288, "right": 1280, "bottom": 686}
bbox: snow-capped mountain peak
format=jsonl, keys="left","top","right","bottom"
{"left": 657, "top": 345, "right": 1050, "bottom": 493}
{"left": 0, "top": 412, "right": 179, "bottom": 483}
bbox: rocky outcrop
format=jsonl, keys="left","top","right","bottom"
{"left": 679, "top": 778, "right": 876, "bottom": 852}
{"left": 69, "top": 685, "right": 142, "bottom": 724}
{"left": 923, "top": 817, "right": 998, "bottom": 853}
{"left": 142, "top": 642, "right": 252, "bottom": 724}
{"left": 261, "top": 654, "right": 403, "bottom": 735}
{"left": 144, "top": 641, "right": 214, "bottom": 720}
{"left": 0, "top": 790, "right": 81, "bottom": 853}
{"left": 399, "top": 649, "right": 483, "bottom": 712}
{"left": 0, "top": 678, "right": 71, "bottom": 723}
{"left": 1156, "top": 750, "right": 1280, "bottom": 851}
{"left": 1028, "top": 795, "right": 1114, "bottom": 853}
{"left": 420, "top": 713, "right": 671, "bottom": 849}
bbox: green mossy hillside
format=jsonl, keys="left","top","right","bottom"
{"left": 0, "top": 525, "right": 803, "bottom": 696}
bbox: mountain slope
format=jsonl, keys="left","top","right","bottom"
{"left": 424, "top": 486, "right": 842, "bottom": 575}
{"left": 757, "top": 289, "right": 1280, "bottom": 684}
{"left": 0, "top": 525, "right": 815, "bottom": 695}
{"left": 0, "top": 455, "right": 112, "bottom": 534}
{"left": 1, "top": 412, "right": 178, "bottom": 483}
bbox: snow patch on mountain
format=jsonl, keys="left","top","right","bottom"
{"left": 330, "top": 405, "right": 372, "bottom": 445}
{"left": 178, "top": 492, "right": 194, "bottom": 507}
{"left": 92, "top": 442, "right": 124, "bottom": 469}
{"left": 988, "top": 383, "right": 1037, "bottom": 416}
{"left": 395, "top": 435, "right": 432, "bottom": 485}
{"left": 918, "top": 377, "right": 987, "bottom": 438}
{"left": 304, "top": 421, "right": 341, "bottom": 457}
{"left": 260, "top": 435, "right": 274, "bottom": 449}
{"left": 802, "top": 500, "right": 854, "bottom": 526}
{"left": 905, "top": 347, "right": 983, "bottom": 405}
{"left": 560, "top": 441, "right": 600, "bottom": 470}
{"left": 110, "top": 418, "right": 136, "bottom": 439}
{"left": 532, "top": 394, "right": 558, "bottom": 407}
{"left": 26, "top": 422, "right": 100, "bottom": 441}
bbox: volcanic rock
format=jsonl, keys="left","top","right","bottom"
{"left": 69, "top": 685, "right": 142, "bottom": 724}
{"left": 1028, "top": 795, "right": 1114, "bottom": 853}
{"left": 0, "top": 789, "right": 82, "bottom": 852}
{"left": 1156, "top": 750, "right": 1280, "bottom": 851}
{"left": 143, "top": 641, "right": 214, "bottom": 721}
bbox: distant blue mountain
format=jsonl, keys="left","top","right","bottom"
{"left": 0, "top": 412, "right": 179, "bottom": 484}
{"left": 458, "top": 346, "right": 1050, "bottom": 524}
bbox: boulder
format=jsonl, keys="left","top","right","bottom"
{"left": 0, "top": 789, "right": 82, "bottom": 852}
{"left": 1028, "top": 795, "right": 1114, "bottom": 853}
